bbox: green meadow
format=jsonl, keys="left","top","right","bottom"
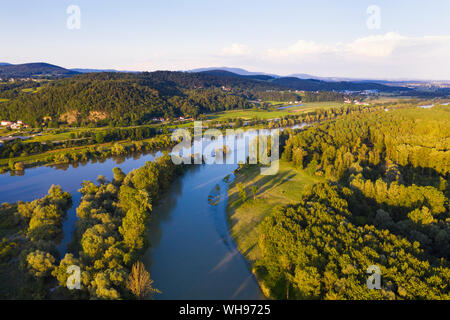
{"left": 226, "top": 160, "right": 323, "bottom": 263}
{"left": 206, "top": 101, "right": 344, "bottom": 121}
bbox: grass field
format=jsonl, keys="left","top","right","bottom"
{"left": 367, "top": 96, "right": 415, "bottom": 103}
{"left": 0, "top": 128, "right": 10, "bottom": 136}
{"left": 25, "top": 128, "right": 103, "bottom": 143}
{"left": 21, "top": 88, "right": 39, "bottom": 93}
{"left": 0, "top": 140, "right": 114, "bottom": 166}
{"left": 206, "top": 101, "right": 344, "bottom": 121}
{"left": 226, "top": 160, "right": 323, "bottom": 264}
{"left": 25, "top": 124, "right": 161, "bottom": 143}
{"left": 0, "top": 133, "right": 171, "bottom": 168}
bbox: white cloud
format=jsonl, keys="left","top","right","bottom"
{"left": 265, "top": 32, "right": 450, "bottom": 59}
{"left": 221, "top": 43, "right": 252, "bottom": 56}
{"left": 346, "top": 32, "right": 406, "bottom": 57}
{"left": 267, "top": 40, "right": 335, "bottom": 57}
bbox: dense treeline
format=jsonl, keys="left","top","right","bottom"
{"left": 0, "top": 72, "right": 258, "bottom": 126}
{"left": 0, "top": 102, "right": 399, "bottom": 172}
{"left": 282, "top": 106, "right": 450, "bottom": 179}
{"left": 0, "top": 80, "right": 42, "bottom": 99}
{"left": 249, "top": 91, "right": 301, "bottom": 102}
{"left": 256, "top": 183, "right": 450, "bottom": 299}
{"left": 2, "top": 134, "right": 176, "bottom": 175}
{"left": 56, "top": 155, "right": 183, "bottom": 299}
{"left": 271, "top": 77, "right": 409, "bottom": 92}
{"left": 282, "top": 106, "right": 450, "bottom": 255}
{"left": 252, "top": 105, "right": 450, "bottom": 299}
{"left": 348, "top": 175, "right": 449, "bottom": 259}
{"left": 0, "top": 186, "right": 72, "bottom": 299}
{"left": 0, "top": 70, "right": 407, "bottom": 126}
{"left": 301, "top": 91, "right": 345, "bottom": 102}
{"left": 1, "top": 154, "right": 183, "bottom": 299}
{"left": 0, "top": 126, "right": 158, "bottom": 159}
{"left": 1, "top": 103, "right": 381, "bottom": 173}
{"left": 245, "top": 90, "right": 346, "bottom": 103}
{"left": 170, "top": 88, "right": 250, "bottom": 117}
{"left": 206, "top": 103, "right": 400, "bottom": 131}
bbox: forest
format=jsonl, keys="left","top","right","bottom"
{"left": 0, "top": 72, "right": 255, "bottom": 126}
{"left": 62, "top": 154, "right": 183, "bottom": 299}
{"left": 0, "top": 126, "right": 159, "bottom": 159}
{"left": 0, "top": 154, "right": 183, "bottom": 299}
{"left": 0, "top": 70, "right": 405, "bottom": 127}
{"left": 0, "top": 186, "right": 72, "bottom": 298}
{"left": 251, "top": 105, "right": 450, "bottom": 299}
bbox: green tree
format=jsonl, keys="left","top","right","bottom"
{"left": 26, "top": 250, "right": 55, "bottom": 277}
{"left": 237, "top": 183, "right": 247, "bottom": 203}
{"left": 95, "top": 132, "right": 105, "bottom": 144}
{"left": 113, "top": 167, "right": 126, "bottom": 185}
{"left": 251, "top": 185, "right": 258, "bottom": 200}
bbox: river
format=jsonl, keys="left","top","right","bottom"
{"left": 0, "top": 127, "right": 292, "bottom": 299}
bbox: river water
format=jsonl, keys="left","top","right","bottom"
{"left": 0, "top": 127, "right": 292, "bottom": 299}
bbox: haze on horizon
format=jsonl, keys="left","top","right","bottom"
{"left": 1, "top": 0, "right": 449, "bottom": 80}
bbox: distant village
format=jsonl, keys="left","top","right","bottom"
{"left": 0, "top": 120, "right": 29, "bottom": 130}
{"left": 344, "top": 98, "right": 369, "bottom": 106}
{"left": 0, "top": 77, "right": 38, "bottom": 82}
{"left": 151, "top": 116, "right": 194, "bottom": 122}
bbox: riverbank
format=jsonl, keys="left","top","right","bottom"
{"left": 226, "top": 160, "right": 323, "bottom": 298}
{"left": 0, "top": 134, "right": 175, "bottom": 174}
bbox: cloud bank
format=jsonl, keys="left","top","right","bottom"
{"left": 266, "top": 32, "right": 450, "bottom": 59}
{"left": 219, "top": 32, "right": 450, "bottom": 79}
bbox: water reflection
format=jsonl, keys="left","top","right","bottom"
{"left": 0, "top": 150, "right": 164, "bottom": 254}
{"left": 0, "top": 125, "right": 310, "bottom": 299}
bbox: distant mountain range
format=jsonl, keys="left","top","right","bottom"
{"left": 70, "top": 68, "right": 140, "bottom": 74}
{"left": 188, "top": 67, "right": 280, "bottom": 78}
{"left": 196, "top": 70, "right": 276, "bottom": 81}
{"left": 189, "top": 67, "right": 450, "bottom": 84}
{"left": 195, "top": 70, "right": 410, "bottom": 92}
{"left": 2, "top": 62, "right": 447, "bottom": 85}
{"left": 0, "top": 62, "right": 424, "bottom": 92}
{"left": 0, "top": 63, "right": 79, "bottom": 79}
{"left": 188, "top": 67, "right": 374, "bottom": 82}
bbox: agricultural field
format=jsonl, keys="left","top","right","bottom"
{"left": 206, "top": 101, "right": 344, "bottom": 121}
{"left": 226, "top": 160, "right": 324, "bottom": 263}
{"left": 21, "top": 87, "right": 44, "bottom": 94}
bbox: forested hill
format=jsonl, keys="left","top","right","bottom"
{"left": 0, "top": 63, "right": 79, "bottom": 79}
{"left": 256, "top": 105, "right": 450, "bottom": 299}
{"left": 0, "top": 71, "right": 264, "bottom": 126}
{"left": 270, "top": 77, "right": 409, "bottom": 92}
{"left": 199, "top": 70, "right": 410, "bottom": 92}
{"left": 0, "top": 69, "right": 410, "bottom": 126}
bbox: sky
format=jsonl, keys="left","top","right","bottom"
{"left": 1, "top": 0, "right": 449, "bottom": 80}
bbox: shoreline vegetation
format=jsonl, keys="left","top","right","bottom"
{"left": 0, "top": 186, "right": 73, "bottom": 299}
{"left": 0, "top": 134, "right": 176, "bottom": 175}
{"left": 0, "top": 100, "right": 433, "bottom": 175}
{"left": 226, "top": 160, "right": 324, "bottom": 297}
{"left": 0, "top": 155, "right": 185, "bottom": 299}
{"left": 1, "top": 94, "right": 449, "bottom": 299}
{"left": 226, "top": 105, "right": 450, "bottom": 300}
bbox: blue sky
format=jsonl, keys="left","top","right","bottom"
{"left": 1, "top": 0, "right": 449, "bottom": 79}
